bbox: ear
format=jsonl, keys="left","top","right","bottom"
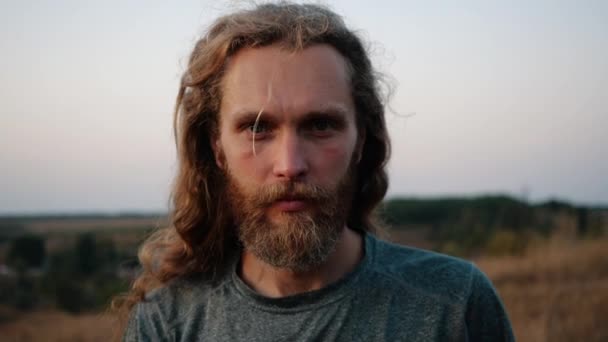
{"left": 211, "top": 137, "right": 224, "bottom": 169}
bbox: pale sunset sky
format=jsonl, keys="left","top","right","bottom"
{"left": 1, "top": 0, "right": 607, "bottom": 213}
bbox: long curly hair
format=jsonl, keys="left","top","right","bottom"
{"left": 112, "top": 1, "right": 390, "bottom": 332}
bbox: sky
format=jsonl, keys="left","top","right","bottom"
{"left": 1, "top": 0, "right": 607, "bottom": 214}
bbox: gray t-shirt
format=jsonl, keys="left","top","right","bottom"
{"left": 125, "top": 233, "right": 514, "bottom": 341}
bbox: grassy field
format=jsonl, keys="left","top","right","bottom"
{"left": 476, "top": 235, "right": 608, "bottom": 341}
{"left": 0, "top": 310, "right": 115, "bottom": 342}
{"left": 1, "top": 233, "right": 606, "bottom": 341}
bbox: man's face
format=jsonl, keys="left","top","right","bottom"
{"left": 215, "top": 44, "right": 360, "bottom": 271}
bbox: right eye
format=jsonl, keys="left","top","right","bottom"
{"left": 247, "top": 121, "right": 269, "bottom": 134}
{"left": 242, "top": 120, "right": 272, "bottom": 140}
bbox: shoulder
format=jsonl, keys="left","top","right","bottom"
{"left": 124, "top": 276, "right": 227, "bottom": 340}
{"left": 364, "top": 234, "right": 514, "bottom": 340}
{"left": 365, "top": 234, "right": 482, "bottom": 305}
{"left": 147, "top": 277, "right": 215, "bottom": 317}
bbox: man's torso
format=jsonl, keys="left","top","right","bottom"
{"left": 125, "top": 234, "right": 513, "bottom": 341}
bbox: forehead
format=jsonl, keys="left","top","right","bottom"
{"left": 220, "top": 44, "right": 354, "bottom": 121}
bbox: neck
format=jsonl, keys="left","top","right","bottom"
{"left": 238, "top": 227, "right": 364, "bottom": 298}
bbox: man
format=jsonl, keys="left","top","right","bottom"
{"left": 121, "top": 2, "right": 514, "bottom": 341}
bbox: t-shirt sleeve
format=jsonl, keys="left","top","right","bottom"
{"left": 123, "top": 302, "right": 170, "bottom": 342}
{"left": 465, "top": 265, "right": 515, "bottom": 342}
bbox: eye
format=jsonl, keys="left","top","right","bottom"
{"left": 304, "top": 117, "right": 342, "bottom": 136}
{"left": 248, "top": 121, "right": 269, "bottom": 133}
{"left": 242, "top": 120, "right": 273, "bottom": 140}
{"left": 310, "top": 119, "right": 333, "bottom": 131}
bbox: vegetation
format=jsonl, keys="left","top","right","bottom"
{"left": 379, "top": 195, "right": 605, "bottom": 256}
{"left": 0, "top": 216, "right": 155, "bottom": 317}
{"left": 476, "top": 235, "right": 608, "bottom": 341}
{"left": 7, "top": 235, "right": 46, "bottom": 270}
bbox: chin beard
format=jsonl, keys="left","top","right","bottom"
{"left": 226, "top": 170, "right": 355, "bottom": 272}
{"left": 238, "top": 208, "right": 342, "bottom": 272}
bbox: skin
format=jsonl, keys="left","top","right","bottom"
{"left": 214, "top": 44, "right": 364, "bottom": 298}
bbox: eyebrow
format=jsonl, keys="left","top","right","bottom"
{"left": 229, "top": 103, "right": 351, "bottom": 126}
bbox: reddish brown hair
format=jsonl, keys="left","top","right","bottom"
{"left": 112, "top": 2, "right": 390, "bottom": 330}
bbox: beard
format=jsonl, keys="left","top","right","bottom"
{"left": 225, "top": 166, "right": 356, "bottom": 272}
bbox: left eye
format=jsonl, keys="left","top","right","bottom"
{"left": 310, "top": 119, "right": 333, "bottom": 131}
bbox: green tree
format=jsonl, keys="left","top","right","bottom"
{"left": 8, "top": 235, "right": 46, "bottom": 269}
{"left": 75, "top": 233, "right": 98, "bottom": 275}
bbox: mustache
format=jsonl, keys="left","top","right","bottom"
{"left": 251, "top": 182, "right": 333, "bottom": 206}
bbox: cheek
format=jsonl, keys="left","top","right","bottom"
{"left": 310, "top": 142, "right": 354, "bottom": 178}
{"left": 220, "top": 137, "right": 268, "bottom": 180}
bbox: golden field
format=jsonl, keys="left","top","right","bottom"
{"left": 476, "top": 235, "right": 608, "bottom": 341}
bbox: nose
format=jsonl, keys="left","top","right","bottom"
{"left": 272, "top": 130, "right": 308, "bottom": 180}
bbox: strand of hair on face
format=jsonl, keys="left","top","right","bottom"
{"left": 251, "top": 81, "right": 274, "bottom": 156}
{"left": 252, "top": 106, "right": 264, "bottom": 156}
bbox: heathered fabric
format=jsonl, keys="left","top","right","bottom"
{"left": 125, "top": 233, "right": 514, "bottom": 341}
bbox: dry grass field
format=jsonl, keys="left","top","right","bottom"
{"left": 0, "top": 310, "right": 115, "bottom": 342}
{"left": 475, "top": 235, "right": 608, "bottom": 341}
{"left": 1, "top": 235, "right": 606, "bottom": 341}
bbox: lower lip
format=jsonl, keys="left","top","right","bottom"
{"left": 274, "top": 200, "right": 307, "bottom": 212}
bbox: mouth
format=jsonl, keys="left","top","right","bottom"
{"left": 272, "top": 196, "right": 309, "bottom": 212}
